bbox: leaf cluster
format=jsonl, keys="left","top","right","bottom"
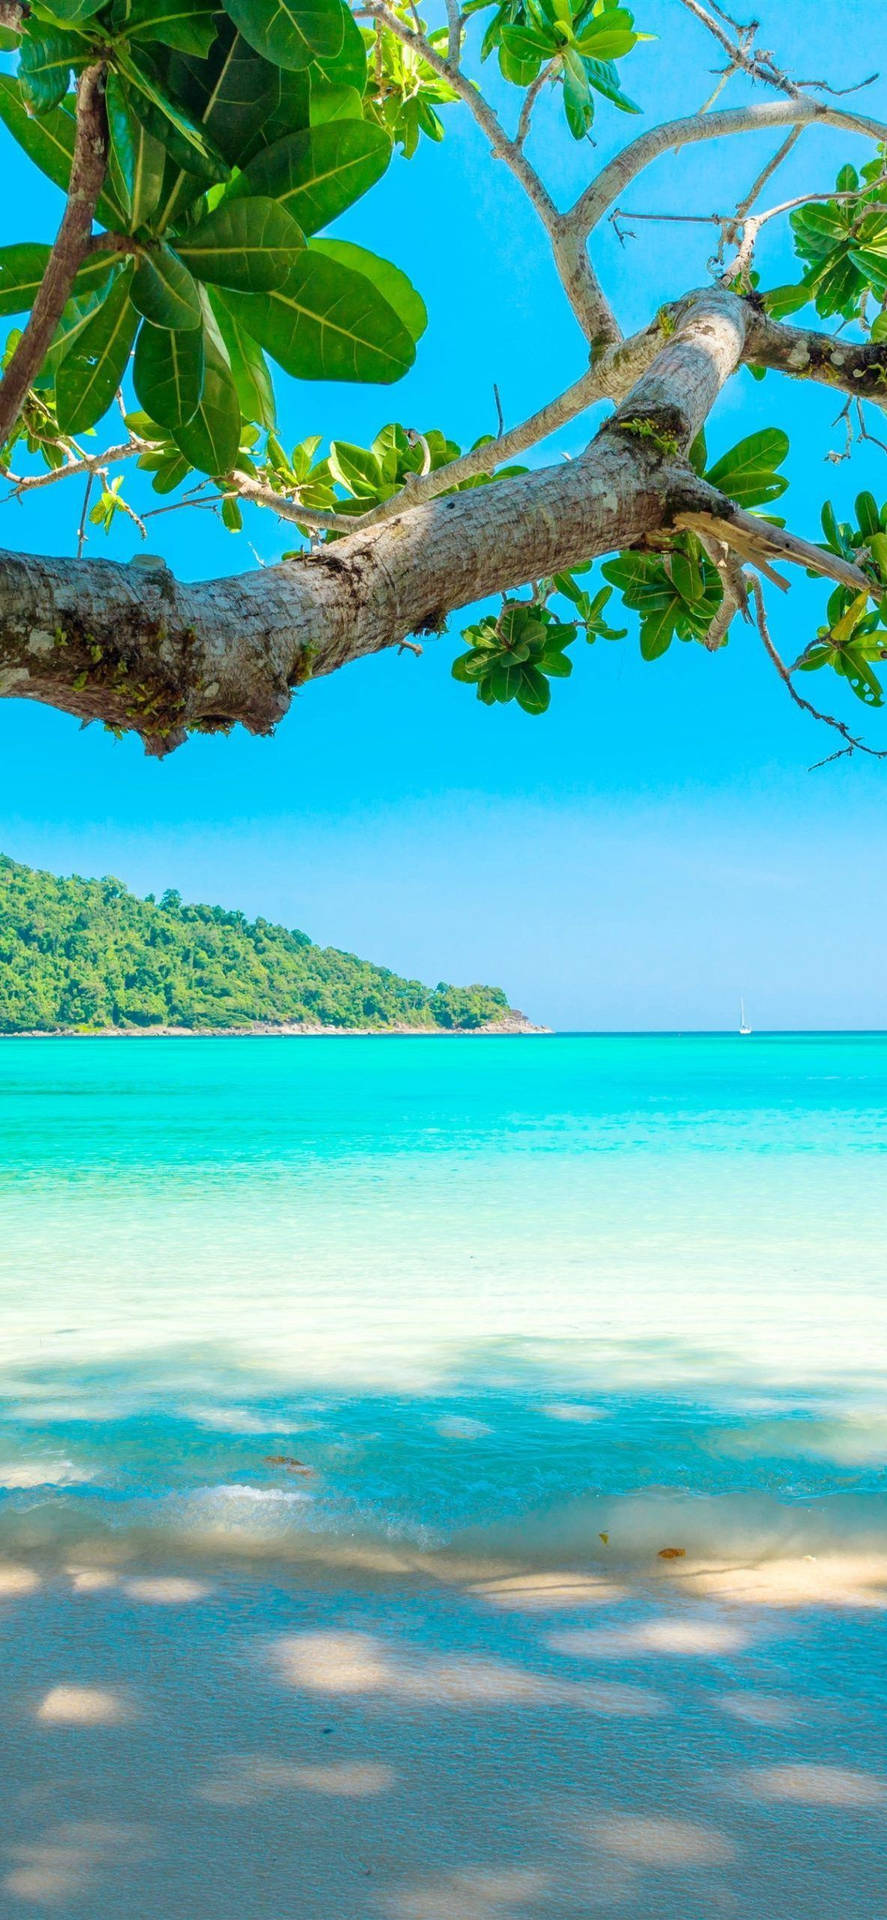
{"left": 602, "top": 427, "right": 790, "bottom": 660}
{"left": 765, "top": 158, "right": 887, "bottom": 337}
{"left": 262, "top": 417, "right": 527, "bottom": 530}
{"left": 0, "top": 0, "right": 438, "bottom": 477}
{"left": 796, "top": 491, "right": 887, "bottom": 706}
{"left": 465, "top": 0, "right": 647, "bottom": 140}
{"left": 361, "top": 12, "right": 458, "bottom": 156}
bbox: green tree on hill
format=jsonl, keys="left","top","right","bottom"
{"left": 0, "top": 853, "right": 512, "bottom": 1031}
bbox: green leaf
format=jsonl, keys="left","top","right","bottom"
{"left": 235, "top": 121, "right": 391, "bottom": 237}
{"left": 56, "top": 265, "right": 138, "bottom": 433}
{"left": 855, "top": 490, "right": 881, "bottom": 538}
{"left": 763, "top": 281, "right": 811, "bottom": 319}
{"left": 0, "top": 242, "right": 117, "bottom": 317}
{"left": 848, "top": 244, "right": 887, "bottom": 299}
{"left": 308, "top": 0, "right": 367, "bottom": 90}
{"left": 573, "top": 10, "right": 638, "bottom": 58}
{"left": 171, "top": 295, "right": 242, "bottom": 473}
{"left": 796, "top": 643, "right": 834, "bottom": 673}
{"left": 175, "top": 196, "right": 304, "bottom": 290}
{"left": 0, "top": 78, "right": 125, "bottom": 228}
{"left": 132, "top": 243, "right": 203, "bottom": 328}
{"left": 515, "top": 665, "right": 551, "bottom": 714}
{"left": 538, "top": 646, "right": 573, "bottom": 677}
{"left": 704, "top": 427, "right": 790, "bottom": 508}
{"left": 309, "top": 237, "right": 426, "bottom": 343}
{"left": 223, "top": 0, "right": 346, "bottom": 71}
{"left": 209, "top": 290, "right": 276, "bottom": 426}
{"left": 836, "top": 643, "right": 884, "bottom": 706}
{"left": 498, "top": 26, "right": 545, "bottom": 85}
{"left": 139, "top": 445, "right": 192, "bottom": 492}
{"left": 562, "top": 57, "right": 593, "bottom": 139}
{"left": 119, "top": 0, "right": 220, "bottom": 56}
{"left": 119, "top": 48, "right": 230, "bottom": 182}
{"left": 106, "top": 75, "right": 167, "bottom": 231}
{"left": 165, "top": 21, "right": 310, "bottom": 176}
{"left": 867, "top": 531, "right": 887, "bottom": 582}
{"left": 35, "top": 0, "right": 105, "bottom": 17}
{"left": 328, "top": 438, "right": 383, "bottom": 496}
{"left": 488, "top": 660, "right": 525, "bottom": 703}
{"left": 225, "top": 248, "right": 416, "bottom": 382}
{"left": 309, "top": 81, "right": 363, "bottom": 123}
{"left": 639, "top": 604, "right": 676, "bottom": 659}
{"left": 500, "top": 22, "right": 553, "bottom": 59}
{"left": 42, "top": 276, "right": 118, "bottom": 377}
{"left": 133, "top": 317, "right": 205, "bottom": 427}
{"left": 18, "top": 30, "right": 83, "bottom": 114}
{"left": 669, "top": 542, "right": 703, "bottom": 606}
{"left": 583, "top": 56, "right": 640, "bottom": 113}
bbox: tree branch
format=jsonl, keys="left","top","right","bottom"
{"left": 360, "top": 1, "right": 620, "bottom": 345}
{"left": 2, "top": 439, "right": 144, "bottom": 498}
{"left": 675, "top": 503, "right": 872, "bottom": 594}
{"left": 677, "top": 0, "right": 803, "bottom": 99}
{"left": 444, "top": 0, "right": 460, "bottom": 66}
{"left": 569, "top": 98, "right": 887, "bottom": 240}
{"left": 230, "top": 473, "right": 361, "bottom": 535}
{"left": 0, "top": 440, "right": 669, "bottom": 748}
{"left": 742, "top": 309, "right": 887, "bottom": 407}
{"left": 0, "top": 296, "right": 748, "bottom": 747}
{"left": 353, "top": 360, "right": 616, "bottom": 528}
{"left": 0, "top": 65, "right": 109, "bottom": 455}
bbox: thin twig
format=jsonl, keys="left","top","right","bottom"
{"left": 348, "top": 359, "right": 618, "bottom": 530}
{"left": 697, "top": 61, "right": 739, "bottom": 115}
{"left": 231, "top": 473, "right": 361, "bottom": 535}
{"left": 677, "top": 0, "right": 802, "bottom": 99}
{"left": 516, "top": 67, "right": 550, "bottom": 147}
{"left": 1, "top": 439, "right": 145, "bottom": 502}
{"left": 751, "top": 577, "right": 887, "bottom": 766}
{"left": 734, "top": 129, "right": 802, "bottom": 225}
{"left": 76, "top": 472, "right": 95, "bottom": 558}
{"left": 444, "top": 0, "right": 461, "bottom": 67}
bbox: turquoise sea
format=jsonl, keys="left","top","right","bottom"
{"left": 2, "top": 1032, "right": 886, "bottom": 1570}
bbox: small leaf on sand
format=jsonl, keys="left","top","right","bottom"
{"left": 657, "top": 1546, "right": 686, "bottom": 1560}
{"left": 598, "top": 1531, "right": 609, "bottom": 1545}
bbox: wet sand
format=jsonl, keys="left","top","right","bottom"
{"left": 1, "top": 1549, "right": 885, "bottom": 1918}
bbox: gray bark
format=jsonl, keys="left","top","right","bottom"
{"left": 0, "top": 296, "right": 749, "bottom": 751}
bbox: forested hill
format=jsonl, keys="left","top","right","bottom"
{"left": 0, "top": 856, "right": 525, "bottom": 1034}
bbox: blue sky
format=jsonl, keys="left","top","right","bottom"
{"left": 2, "top": 0, "right": 886, "bottom": 1029}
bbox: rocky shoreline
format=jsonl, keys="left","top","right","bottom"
{"left": 1, "top": 1012, "right": 549, "bottom": 1039}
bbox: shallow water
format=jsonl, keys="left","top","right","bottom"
{"left": 1, "top": 1033, "right": 886, "bottom": 1568}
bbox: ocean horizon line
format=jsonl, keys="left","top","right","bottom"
{"left": 3, "top": 1026, "right": 887, "bottom": 1040}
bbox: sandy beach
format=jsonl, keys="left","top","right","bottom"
{"left": 2, "top": 1034, "right": 886, "bottom": 1916}
{"left": 2, "top": 1545, "right": 886, "bottom": 1918}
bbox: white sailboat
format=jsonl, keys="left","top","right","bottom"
{"left": 739, "top": 998, "right": 752, "bottom": 1036}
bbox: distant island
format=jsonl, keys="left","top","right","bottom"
{"left": 0, "top": 855, "right": 542, "bottom": 1036}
